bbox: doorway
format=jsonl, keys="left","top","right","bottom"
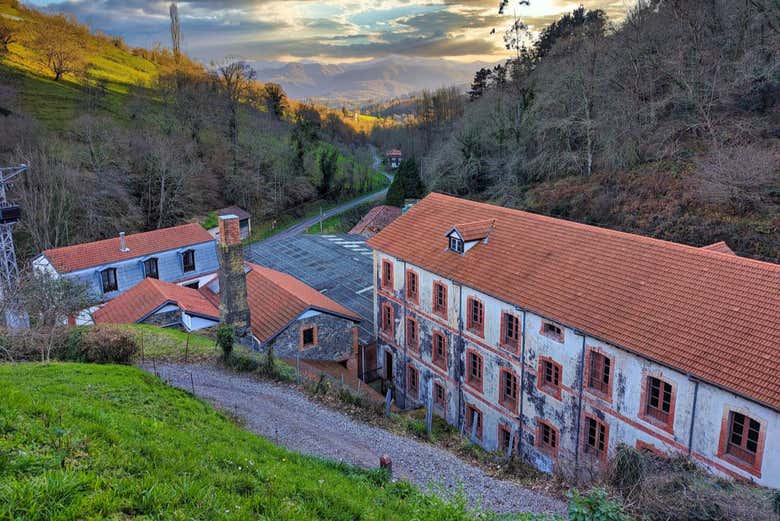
{"left": 385, "top": 350, "right": 393, "bottom": 381}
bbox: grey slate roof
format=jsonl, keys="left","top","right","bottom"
{"left": 244, "top": 234, "right": 375, "bottom": 344}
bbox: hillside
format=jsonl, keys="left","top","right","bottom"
{"left": 371, "top": 1, "right": 780, "bottom": 262}
{"left": 0, "top": 363, "right": 497, "bottom": 520}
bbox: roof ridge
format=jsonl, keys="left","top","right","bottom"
{"left": 428, "top": 193, "right": 778, "bottom": 270}
{"left": 43, "top": 223, "right": 205, "bottom": 255}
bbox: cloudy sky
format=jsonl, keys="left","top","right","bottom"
{"left": 27, "top": 0, "right": 629, "bottom": 65}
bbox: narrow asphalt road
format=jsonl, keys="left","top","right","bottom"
{"left": 147, "top": 363, "right": 568, "bottom": 516}
{"left": 263, "top": 145, "right": 393, "bottom": 243}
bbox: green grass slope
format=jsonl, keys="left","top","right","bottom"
{"left": 0, "top": 363, "right": 510, "bottom": 521}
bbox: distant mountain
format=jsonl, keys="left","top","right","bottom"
{"left": 253, "top": 57, "right": 488, "bottom": 106}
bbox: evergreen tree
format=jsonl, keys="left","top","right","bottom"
{"left": 386, "top": 157, "right": 425, "bottom": 207}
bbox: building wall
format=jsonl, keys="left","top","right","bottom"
{"left": 265, "top": 310, "right": 358, "bottom": 362}
{"left": 40, "top": 240, "right": 218, "bottom": 302}
{"left": 373, "top": 250, "right": 780, "bottom": 487}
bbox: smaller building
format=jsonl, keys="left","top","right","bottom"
{"left": 217, "top": 207, "right": 251, "bottom": 240}
{"left": 349, "top": 205, "right": 401, "bottom": 237}
{"left": 33, "top": 224, "right": 218, "bottom": 302}
{"left": 386, "top": 149, "right": 403, "bottom": 169}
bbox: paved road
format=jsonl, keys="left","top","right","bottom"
{"left": 264, "top": 146, "right": 393, "bottom": 243}
{"left": 149, "top": 363, "right": 568, "bottom": 516}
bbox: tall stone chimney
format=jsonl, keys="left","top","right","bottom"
{"left": 217, "top": 215, "right": 251, "bottom": 339}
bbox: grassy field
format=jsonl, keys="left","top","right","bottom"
{"left": 0, "top": 363, "right": 530, "bottom": 521}
{"left": 125, "top": 324, "right": 219, "bottom": 363}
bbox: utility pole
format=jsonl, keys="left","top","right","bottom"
{"left": 0, "top": 164, "right": 28, "bottom": 329}
{"left": 170, "top": 3, "right": 182, "bottom": 64}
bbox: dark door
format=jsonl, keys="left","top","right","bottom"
{"left": 385, "top": 350, "right": 393, "bottom": 381}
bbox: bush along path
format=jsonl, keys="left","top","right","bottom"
{"left": 145, "top": 362, "right": 568, "bottom": 516}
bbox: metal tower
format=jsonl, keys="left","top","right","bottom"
{"left": 0, "top": 164, "right": 27, "bottom": 291}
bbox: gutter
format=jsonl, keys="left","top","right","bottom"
{"left": 517, "top": 308, "right": 527, "bottom": 458}
{"left": 687, "top": 375, "right": 700, "bottom": 456}
{"left": 573, "top": 332, "right": 587, "bottom": 477}
{"left": 456, "top": 283, "right": 465, "bottom": 431}
{"left": 401, "top": 260, "right": 408, "bottom": 409}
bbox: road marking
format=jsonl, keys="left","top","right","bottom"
{"left": 356, "top": 285, "right": 374, "bottom": 294}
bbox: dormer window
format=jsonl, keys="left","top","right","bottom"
{"left": 449, "top": 236, "right": 464, "bottom": 253}
{"left": 143, "top": 258, "right": 159, "bottom": 279}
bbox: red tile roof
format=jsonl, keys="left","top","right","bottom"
{"left": 92, "top": 278, "right": 219, "bottom": 325}
{"left": 42, "top": 224, "right": 215, "bottom": 273}
{"left": 199, "top": 263, "right": 361, "bottom": 344}
{"left": 349, "top": 205, "right": 402, "bottom": 236}
{"left": 449, "top": 219, "right": 495, "bottom": 242}
{"left": 386, "top": 149, "right": 403, "bottom": 157}
{"left": 367, "top": 193, "right": 780, "bottom": 410}
{"left": 700, "top": 241, "right": 736, "bottom": 256}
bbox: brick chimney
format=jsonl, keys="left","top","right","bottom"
{"left": 217, "top": 215, "right": 251, "bottom": 340}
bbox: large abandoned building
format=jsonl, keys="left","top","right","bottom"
{"left": 367, "top": 193, "right": 779, "bottom": 487}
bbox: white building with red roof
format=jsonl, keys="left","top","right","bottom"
{"left": 367, "top": 193, "right": 779, "bottom": 486}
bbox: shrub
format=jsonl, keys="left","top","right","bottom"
{"left": 216, "top": 325, "right": 234, "bottom": 359}
{"left": 568, "top": 488, "right": 629, "bottom": 521}
{"left": 64, "top": 326, "right": 138, "bottom": 364}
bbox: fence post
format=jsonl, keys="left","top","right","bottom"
{"left": 185, "top": 333, "right": 190, "bottom": 363}
{"left": 425, "top": 379, "right": 433, "bottom": 437}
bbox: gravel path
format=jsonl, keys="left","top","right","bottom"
{"left": 145, "top": 362, "right": 567, "bottom": 515}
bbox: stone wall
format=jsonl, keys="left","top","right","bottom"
{"left": 267, "top": 312, "right": 356, "bottom": 362}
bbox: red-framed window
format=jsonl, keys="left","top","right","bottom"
{"left": 499, "top": 369, "right": 518, "bottom": 412}
{"left": 406, "top": 316, "right": 419, "bottom": 352}
{"left": 466, "top": 404, "right": 483, "bottom": 440}
{"left": 718, "top": 410, "right": 765, "bottom": 477}
{"left": 585, "top": 349, "right": 613, "bottom": 400}
{"left": 381, "top": 302, "right": 394, "bottom": 338}
{"left": 407, "top": 364, "right": 419, "bottom": 399}
{"left": 537, "top": 419, "right": 559, "bottom": 457}
{"left": 432, "top": 331, "right": 447, "bottom": 370}
{"left": 405, "top": 269, "right": 419, "bottom": 304}
{"left": 466, "top": 350, "right": 483, "bottom": 391}
{"left": 540, "top": 321, "right": 564, "bottom": 342}
{"left": 432, "top": 281, "right": 447, "bottom": 318}
{"left": 498, "top": 423, "right": 513, "bottom": 452}
{"left": 640, "top": 375, "right": 675, "bottom": 431}
{"left": 381, "top": 259, "right": 393, "bottom": 290}
{"left": 537, "top": 357, "right": 562, "bottom": 400}
{"left": 466, "top": 297, "right": 484, "bottom": 337}
{"left": 500, "top": 312, "right": 520, "bottom": 350}
{"left": 583, "top": 415, "right": 608, "bottom": 462}
{"left": 300, "top": 325, "right": 318, "bottom": 349}
{"left": 434, "top": 382, "right": 446, "bottom": 409}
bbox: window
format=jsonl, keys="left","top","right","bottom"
{"left": 538, "top": 421, "right": 558, "bottom": 455}
{"left": 407, "top": 365, "right": 419, "bottom": 399}
{"left": 100, "top": 268, "right": 118, "bottom": 293}
{"left": 184, "top": 281, "right": 200, "bottom": 290}
{"left": 449, "top": 236, "right": 464, "bottom": 253}
{"left": 498, "top": 424, "right": 513, "bottom": 452}
{"left": 584, "top": 416, "right": 608, "bottom": 461}
{"left": 432, "top": 331, "right": 447, "bottom": 369}
{"left": 301, "top": 325, "right": 317, "bottom": 348}
{"left": 434, "top": 382, "right": 446, "bottom": 409}
{"left": 587, "top": 351, "right": 612, "bottom": 397}
{"left": 725, "top": 412, "right": 761, "bottom": 465}
{"left": 501, "top": 312, "right": 520, "bottom": 349}
{"left": 406, "top": 317, "right": 418, "bottom": 351}
{"left": 644, "top": 376, "right": 673, "bottom": 425}
{"left": 466, "top": 351, "right": 483, "bottom": 390}
{"left": 381, "top": 303, "right": 394, "bottom": 337}
{"left": 541, "top": 321, "right": 564, "bottom": 342}
{"left": 466, "top": 405, "right": 483, "bottom": 439}
{"left": 406, "top": 270, "right": 418, "bottom": 303}
{"left": 537, "top": 357, "right": 562, "bottom": 400}
{"left": 432, "top": 282, "right": 447, "bottom": 317}
{"left": 182, "top": 249, "right": 196, "bottom": 272}
{"left": 467, "top": 297, "right": 484, "bottom": 336}
{"left": 143, "top": 258, "right": 159, "bottom": 279}
{"left": 381, "top": 259, "right": 393, "bottom": 290}
{"left": 500, "top": 370, "right": 518, "bottom": 411}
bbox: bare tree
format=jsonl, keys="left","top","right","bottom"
{"left": 170, "top": 3, "right": 182, "bottom": 64}
{"left": 32, "top": 14, "right": 88, "bottom": 81}
{"left": 0, "top": 16, "right": 17, "bottom": 54}
{"left": 215, "top": 60, "right": 256, "bottom": 177}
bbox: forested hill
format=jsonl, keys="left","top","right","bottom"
{"left": 0, "top": 0, "right": 383, "bottom": 262}
{"left": 371, "top": 1, "right": 780, "bottom": 263}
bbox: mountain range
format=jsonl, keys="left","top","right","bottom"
{"left": 253, "top": 56, "right": 488, "bottom": 106}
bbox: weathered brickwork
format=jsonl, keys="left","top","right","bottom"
{"left": 264, "top": 312, "right": 357, "bottom": 362}
{"left": 372, "top": 251, "right": 780, "bottom": 487}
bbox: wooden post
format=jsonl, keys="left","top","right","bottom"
{"left": 385, "top": 388, "right": 392, "bottom": 417}
{"left": 425, "top": 379, "right": 433, "bottom": 437}
{"left": 185, "top": 333, "right": 190, "bottom": 363}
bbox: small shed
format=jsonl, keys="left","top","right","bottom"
{"left": 217, "top": 207, "right": 251, "bottom": 240}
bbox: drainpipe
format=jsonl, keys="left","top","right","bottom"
{"left": 573, "top": 332, "right": 587, "bottom": 477}
{"left": 456, "top": 283, "right": 465, "bottom": 431}
{"left": 517, "top": 308, "right": 527, "bottom": 458}
{"left": 687, "top": 375, "right": 700, "bottom": 457}
{"left": 400, "top": 260, "right": 408, "bottom": 409}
